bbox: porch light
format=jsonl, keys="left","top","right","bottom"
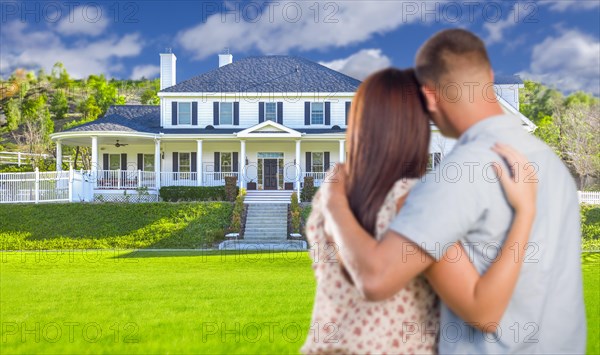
{"left": 245, "top": 157, "right": 249, "bottom": 166}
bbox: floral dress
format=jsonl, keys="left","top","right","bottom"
{"left": 301, "top": 179, "right": 440, "bottom": 355}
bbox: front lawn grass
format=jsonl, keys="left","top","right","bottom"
{"left": 0, "top": 251, "right": 597, "bottom": 354}
{"left": 0, "top": 202, "right": 233, "bottom": 250}
{"left": 0, "top": 250, "right": 315, "bottom": 354}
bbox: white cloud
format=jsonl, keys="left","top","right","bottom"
{"left": 319, "top": 49, "right": 391, "bottom": 80}
{"left": 0, "top": 21, "right": 143, "bottom": 79}
{"left": 176, "top": 1, "right": 445, "bottom": 60}
{"left": 55, "top": 8, "right": 109, "bottom": 36}
{"left": 483, "top": 7, "right": 518, "bottom": 45}
{"left": 519, "top": 29, "right": 600, "bottom": 95}
{"left": 131, "top": 65, "right": 160, "bottom": 80}
{"left": 543, "top": 1, "right": 600, "bottom": 12}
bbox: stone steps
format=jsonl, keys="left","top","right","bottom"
{"left": 243, "top": 203, "right": 289, "bottom": 242}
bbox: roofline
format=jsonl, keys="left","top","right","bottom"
{"left": 51, "top": 131, "right": 158, "bottom": 141}
{"left": 50, "top": 130, "right": 347, "bottom": 142}
{"left": 157, "top": 92, "right": 357, "bottom": 98}
{"left": 496, "top": 96, "right": 537, "bottom": 131}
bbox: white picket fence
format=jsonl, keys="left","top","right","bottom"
{"left": 0, "top": 152, "right": 72, "bottom": 166}
{"left": 579, "top": 191, "right": 600, "bottom": 205}
{"left": 0, "top": 169, "right": 72, "bottom": 203}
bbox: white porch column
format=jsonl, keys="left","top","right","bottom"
{"left": 154, "top": 139, "right": 161, "bottom": 190}
{"left": 197, "top": 140, "right": 203, "bottom": 186}
{"left": 91, "top": 136, "right": 98, "bottom": 172}
{"left": 239, "top": 140, "right": 246, "bottom": 188}
{"left": 339, "top": 139, "right": 346, "bottom": 163}
{"left": 295, "top": 140, "right": 301, "bottom": 200}
{"left": 56, "top": 140, "right": 63, "bottom": 171}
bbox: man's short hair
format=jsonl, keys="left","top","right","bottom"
{"left": 415, "top": 28, "right": 491, "bottom": 85}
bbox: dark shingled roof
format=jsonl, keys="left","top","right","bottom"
{"left": 160, "top": 55, "right": 362, "bottom": 93}
{"left": 494, "top": 75, "right": 523, "bottom": 85}
{"left": 64, "top": 105, "right": 346, "bottom": 135}
{"left": 66, "top": 105, "right": 161, "bottom": 133}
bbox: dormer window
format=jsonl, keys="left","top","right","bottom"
{"left": 178, "top": 102, "right": 191, "bottom": 125}
{"left": 311, "top": 103, "right": 324, "bottom": 125}
{"left": 220, "top": 102, "right": 233, "bottom": 125}
{"left": 265, "top": 102, "right": 277, "bottom": 121}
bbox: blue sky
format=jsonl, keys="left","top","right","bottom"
{"left": 1, "top": 1, "right": 599, "bottom": 94}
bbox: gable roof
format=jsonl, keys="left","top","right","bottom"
{"left": 236, "top": 121, "right": 302, "bottom": 138}
{"left": 160, "top": 55, "right": 361, "bottom": 93}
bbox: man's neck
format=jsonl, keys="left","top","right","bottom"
{"left": 452, "top": 101, "right": 504, "bottom": 137}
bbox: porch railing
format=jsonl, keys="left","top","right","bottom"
{"left": 303, "top": 172, "right": 327, "bottom": 187}
{"left": 95, "top": 170, "right": 156, "bottom": 190}
{"left": 203, "top": 172, "right": 239, "bottom": 187}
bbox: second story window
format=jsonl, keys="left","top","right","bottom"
{"left": 220, "top": 102, "right": 233, "bottom": 125}
{"left": 178, "top": 102, "right": 191, "bottom": 125}
{"left": 265, "top": 102, "right": 277, "bottom": 121}
{"left": 311, "top": 103, "right": 324, "bottom": 125}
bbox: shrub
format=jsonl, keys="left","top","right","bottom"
{"left": 581, "top": 205, "right": 600, "bottom": 250}
{"left": 230, "top": 188, "right": 246, "bottom": 233}
{"left": 290, "top": 192, "right": 301, "bottom": 234}
{"left": 300, "top": 176, "right": 316, "bottom": 202}
{"left": 224, "top": 176, "right": 238, "bottom": 202}
{"left": 159, "top": 186, "right": 237, "bottom": 202}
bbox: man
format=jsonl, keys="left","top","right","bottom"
{"left": 319, "top": 29, "right": 586, "bottom": 353}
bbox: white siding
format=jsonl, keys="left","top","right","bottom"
{"left": 495, "top": 84, "right": 521, "bottom": 110}
{"left": 160, "top": 97, "right": 351, "bottom": 129}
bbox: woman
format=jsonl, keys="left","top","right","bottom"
{"left": 301, "top": 68, "right": 537, "bottom": 354}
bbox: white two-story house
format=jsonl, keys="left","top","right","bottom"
{"left": 50, "top": 52, "right": 535, "bottom": 201}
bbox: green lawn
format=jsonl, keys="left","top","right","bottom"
{"left": 0, "top": 203, "right": 233, "bottom": 250}
{"left": 0, "top": 251, "right": 597, "bottom": 354}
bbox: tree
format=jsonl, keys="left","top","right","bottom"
{"left": 559, "top": 103, "right": 600, "bottom": 189}
{"left": 50, "top": 90, "right": 69, "bottom": 120}
{"left": 4, "top": 98, "right": 21, "bottom": 131}
{"left": 141, "top": 89, "right": 159, "bottom": 105}
{"left": 51, "top": 62, "right": 72, "bottom": 89}
{"left": 77, "top": 96, "right": 102, "bottom": 120}
{"left": 22, "top": 94, "right": 48, "bottom": 122}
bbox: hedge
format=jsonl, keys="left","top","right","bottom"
{"left": 159, "top": 186, "right": 239, "bottom": 202}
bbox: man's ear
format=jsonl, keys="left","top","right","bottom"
{"left": 420, "top": 85, "right": 438, "bottom": 113}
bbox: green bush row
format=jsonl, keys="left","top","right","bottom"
{"left": 159, "top": 186, "right": 239, "bottom": 202}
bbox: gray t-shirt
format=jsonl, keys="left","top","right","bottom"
{"left": 389, "top": 114, "right": 586, "bottom": 354}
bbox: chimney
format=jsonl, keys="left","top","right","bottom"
{"left": 160, "top": 50, "right": 177, "bottom": 90}
{"left": 219, "top": 49, "right": 233, "bottom": 67}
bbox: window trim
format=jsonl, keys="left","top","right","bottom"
{"left": 219, "top": 152, "right": 233, "bottom": 173}
{"left": 177, "top": 102, "right": 192, "bottom": 125}
{"left": 219, "top": 102, "right": 234, "bottom": 125}
{"left": 310, "top": 102, "right": 325, "bottom": 125}
{"left": 265, "top": 102, "right": 277, "bottom": 122}
{"left": 311, "top": 152, "right": 325, "bottom": 173}
{"left": 178, "top": 152, "right": 192, "bottom": 174}
{"left": 142, "top": 154, "right": 155, "bottom": 172}
{"left": 108, "top": 154, "right": 121, "bottom": 170}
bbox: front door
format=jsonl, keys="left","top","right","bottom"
{"left": 264, "top": 159, "right": 278, "bottom": 190}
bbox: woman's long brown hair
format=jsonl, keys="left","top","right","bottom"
{"left": 345, "top": 68, "right": 431, "bottom": 235}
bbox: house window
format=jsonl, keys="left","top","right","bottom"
{"left": 265, "top": 102, "right": 277, "bottom": 121}
{"left": 179, "top": 153, "right": 191, "bottom": 175}
{"left": 311, "top": 102, "right": 324, "bottom": 125}
{"left": 143, "top": 154, "right": 155, "bottom": 171}
{"left": 109, "top": 154, "right": 121, "bottom": 170}
{"left": 428, "top": 152, "right": 442, "bottom": 171}
{"left": 311, "top": 152, "right": 324, "bottom": 173}
{"left": 178, "top": 102, "right": 191, "bottom": 125}
{"left": 220, "top": 152, "right": 232, "bottom": 172}
{"left": 220, "top": 102, "right": 233, "bottom": 125}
